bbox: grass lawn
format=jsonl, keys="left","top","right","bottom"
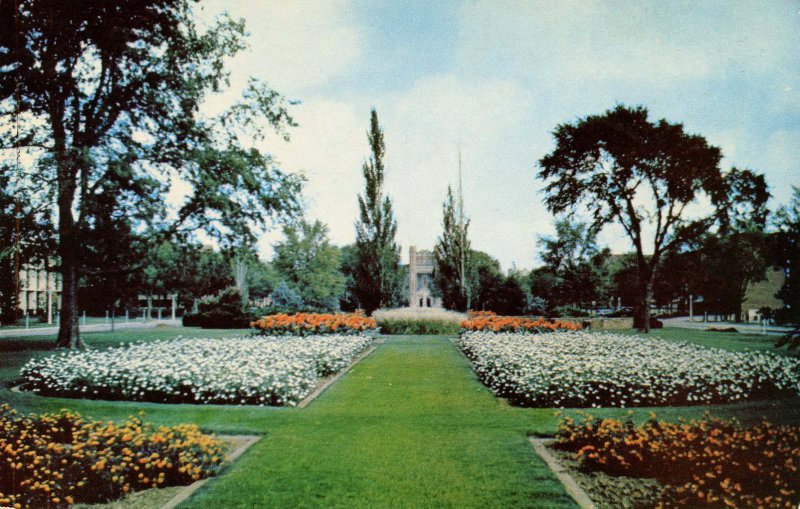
{"left": 616, "top": 325, "right": 800, "bottom": 357}
{"left": 1, "top": 326, "right": 799, "bottom": 507}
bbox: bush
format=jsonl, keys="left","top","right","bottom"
{"left": 550, "top": 306, "right": 591, "bottom": 318}
{"left": 0, "top": 405, "right": 226, "bottom": 509}
{"left": 182, "top": 287, "right": 251, "bottom": 328}
{"left": 376, "top": 318, "right": 461, "bottom": 335}
{"left": 269, "top": 282, "right": 305, "bottom": 311}
{"left": 555, "top": 413, "right": 800, "bottom": 508}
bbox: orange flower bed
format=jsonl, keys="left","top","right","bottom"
{"left": 250, "top": 312, "right": 377, "bottom": 336}
{"left": 555, "top": 413, "right": 800, "bottom": 508}
{"left": 461, "top": 311, "right": 581, "bottom": 333}
{"left": 0, "top": 405, "right": 226, "bottom": 509}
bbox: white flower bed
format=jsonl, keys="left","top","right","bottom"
{"left": 459, "top": 331, "right": 800, "bottom": 408}
{"left": 21, "top": 334, "right": 373, "bottom": 406}
{"left": 373, "top": 307, "right": 467, "bottom": 323}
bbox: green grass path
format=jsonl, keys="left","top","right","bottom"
{"left": 181, "top": 336, "right": 576, "bottom": 508}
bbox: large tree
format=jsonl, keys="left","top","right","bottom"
{"left": 353, "top": 109, "right": 403, "bottom": 314}
{"left": 539, "top": 105, "right": 761, "bottom": 332}
{"left": 433, "top": 186, "right": 471, "bottom": 311}
{"left": 1, "top": 0, "right": 302, "bottom": 347}
{"left": 272, "top": 219, "right": 345, "bottom": 311}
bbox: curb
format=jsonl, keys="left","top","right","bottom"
{"left": 297, "top": 338, "right": 384, "bottom": 408}
{"left": 160, "top": 434, "right": 261, "bottom": 509}
{"left": 529, "top": 437, "right": 596, "bottom": 509}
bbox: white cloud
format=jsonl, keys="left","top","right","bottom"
{"left": 198, "top": 0, "right": 363, "bottom": 95}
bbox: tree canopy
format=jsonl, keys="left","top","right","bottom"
{"left": 1, "top": 0, "right": 302, "bottom": 346}
{"left": 539, "top": 105, "right": 765, "bottom": 331}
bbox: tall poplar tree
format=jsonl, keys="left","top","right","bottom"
{"left": 353, "top": 109, "right": 402, "bottom": 314}
{"left": 434, "top": 185, "right": 471, "bottom": 311}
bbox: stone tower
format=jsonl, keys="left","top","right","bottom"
{"left": 408, "top": 246, "right": 441, "bottom": 308}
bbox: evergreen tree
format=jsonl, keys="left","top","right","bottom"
{"left": 434, "top": 186, "right": 471, "bottom": 311}
{"left": 353, "top": 109, "right": 403, "bottom": 314}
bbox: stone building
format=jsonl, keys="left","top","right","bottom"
{"left": 408, "top": 246, "right": 442, "bottom": 308}
{"left": 18, "top": 264, "right": 61, "bottom": 318}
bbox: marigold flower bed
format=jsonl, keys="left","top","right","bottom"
{"left": 250, "top": 312, "right": 377, "bottom": 336}
{"left": 554, "top": 413, "right": 800, "bottom": 508}
{"left": 461, "top": 311, "right": 582, "bottom": 333}
{"left": 459, "top": 331, "right": 800, "bottom": 407}
{"left": 0, "top": 405, "right": 226, "bottom": 509}
{"left": 21, "top": 334, "right": 373, "bottom": 406}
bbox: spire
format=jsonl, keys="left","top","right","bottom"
{"left": 458, "top": 150, "right": 470, "bottom": 309}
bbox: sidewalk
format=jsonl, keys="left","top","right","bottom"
{"left": 662, "top": 317, "right": 792, "bottom": 336}
{"left": 0, "top": 319, "right": 182, "bottom": 337}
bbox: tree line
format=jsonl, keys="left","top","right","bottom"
{"left": 2, "top": 1, "right": 797, "bottom": 346}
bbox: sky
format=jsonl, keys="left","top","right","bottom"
{"left": 197, "top": 0, "right": 800, "bottom": 271}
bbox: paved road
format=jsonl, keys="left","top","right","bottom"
{"left": 0, "top": 319, "right": 182, "bottom": 337}
{"left": 662, "top": 317, "right": 792, "bottom": 336}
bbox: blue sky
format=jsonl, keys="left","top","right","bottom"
{"left": 198, "top": 0, "right": 800, "bottom": 270}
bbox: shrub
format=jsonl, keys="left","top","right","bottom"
{"left": 269, "top": 282, "right": 305, "bottom": 311}
{"left": 372, "top": 307, "right": 466, "bottom": 323}
{"left": 0, "top": 405, "right": 226, "bottom": 509}
{"left": 549, "top": 305, "right": 590, "bottom": 318}
{"left": 183, "top": 287, "right": 250, "bottom": 328}
{"left": 250, "top": 312, "right": 377, "bottom": 336}
{"left": 376, "top": 318, "right": 461, "bottom": 335}
{"left": 555, "top": 413, "right": 800, "bottom": 508}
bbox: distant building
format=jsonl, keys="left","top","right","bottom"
{"left": 18, "top": 264, "right": 61, "bottom": 316}
{"left": 743, "top": 268, "right": 786, "bottom": 322}
{"left": 408, "top": 246, "right": 442, "bottom": 308}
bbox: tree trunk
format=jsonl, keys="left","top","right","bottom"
{"left": 635, "top": 276, "right": 654, "bottom": 333}
{"left": 55, "top": 173, "right": 81, "bottom": 348}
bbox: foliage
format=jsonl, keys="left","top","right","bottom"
{"left": 376, "top": 319, "right": 461, "bottom": 335}
{"left": 459, "top": 331, "right": 800, "bottom": 407}
{"left": 539, "top": 105, "right": 765, "bottom": 332}
{"left": 696, "top": 230, "right": 769, "bottom": 319}
{"left": 182, "top": 287, "right": 249, "bottom": 329}
{"left": 0, "top": 168, "right": 54, "bottom": 323}
{"left": 353, "top": 109, "right": 403, "bottom": 314}
{"left": 548, "top": 305, "right": 590, "bottom": 318}
{"left": 773, "top": 187, "right": 800, "bottom": 350}
{"left": 490, "top": 275, "right": 528, "bottom": 315}
{"left": 461, "top": 311, "right": 581, "bottom": 333}
{"left": 21, "top": 334, "right": 374, "bottom": 406}
{"left": 433, "top": 186, "right": 471, "bottom": 311}
{"left": 1, "top": 0, "right": 302, "bottom": 348}
{"left": 268, "top": 281, "right": 305, "bottom": 312}
{"left": 250, "top": 312, "right": 377, "bottom": 336}
{"left": 555, "top": 413, "right": 800, "bottom": 508}
{"left": 533, "top": 219, "right": 611, "bottom": 309}
{"left": 0, "top": 405, "right": 226, "bottom": 509}
{"left": 273, "top": 220, "right": 345, "bottom": 310}
{"left": 467, "top": 250, "right": 504, "bottom": 311}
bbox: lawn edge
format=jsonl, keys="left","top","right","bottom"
{"left": 297, "top": 338, "right": 384, "bottom": 408}
{"left": 161, "top": 434, "right": 261, "bottom": 509}
{"left": 529, "top": 437, "right": 596, "bottom": 509}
